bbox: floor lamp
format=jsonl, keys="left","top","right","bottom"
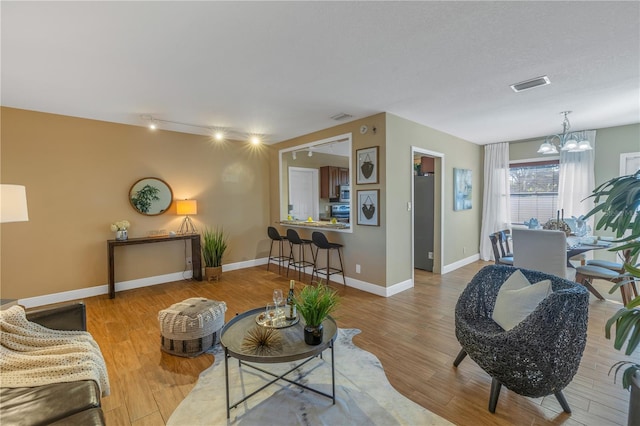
{"left": 176, "top": 199, "right": 197, "bottom": 234}
{"left": 1, "top": 184, "right": 29, "bottom": 223}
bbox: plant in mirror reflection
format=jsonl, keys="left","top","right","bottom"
{"left": 131, "top": 184, "right": 160, "bottom": 213}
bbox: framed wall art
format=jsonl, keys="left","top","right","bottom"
{"left": 620, "top": 152, "right": 640, "bottom": 176}
{"left": 453, "top": 168, "right": 472, "bottom": 211}
{"left": 357, "top": 189, "right": 379, "bottom": 226}
{"left": 356, "top": 146, "right": 379, "bottom": 184}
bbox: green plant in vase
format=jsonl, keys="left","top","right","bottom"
{"left": 582, "top": 170, "right": 640, "bottom": 425}
{"left": 202, "top": 227, "right": 227, "bottom": 282}
{"left": 294, "top": 282, "right": 340, "bottom": 345}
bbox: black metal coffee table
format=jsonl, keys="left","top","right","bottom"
{"left": 220, "top": 307, "right": 337, "bottom": 418}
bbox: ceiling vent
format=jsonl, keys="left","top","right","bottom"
{"left": 510, "top": 76, "right": 551, "bottom": 92}
{"left": 330, "top": 112, "right": 353, "bottom": 121}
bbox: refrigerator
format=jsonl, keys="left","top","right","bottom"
{"left": 414, "top": 175, "right": 435, "bottom": 271}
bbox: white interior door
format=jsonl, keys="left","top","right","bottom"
{"left": 288, "top": 167, "right": 319, "bottom": 220}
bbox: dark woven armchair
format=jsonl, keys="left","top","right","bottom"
{"left": 453, "top": 265, "right": 589, "bottom": 414}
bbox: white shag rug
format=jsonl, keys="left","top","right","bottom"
{"left": 168, "top": 328, "right": 452, "bottom": 425}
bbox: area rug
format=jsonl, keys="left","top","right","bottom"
{"left": 168, "top": 328, "right": 452, "bottom": 425}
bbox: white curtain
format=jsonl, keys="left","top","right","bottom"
{"left": 480, "top": 142, "right": 512, "bottom": 261}
{"left": 558, "top": 130, "right": 596, "bottom": 227}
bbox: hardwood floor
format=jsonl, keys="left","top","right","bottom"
{"left": 77, "top": 261, "right": 639, "bottom": 425}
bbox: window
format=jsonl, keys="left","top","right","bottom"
{"left": 509, "top": 160, "right": 559, "bottom": 224}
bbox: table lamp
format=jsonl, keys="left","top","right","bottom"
{"left": 176, "top": 199, "right": 197, "bottom": 234}
{"left": 1, "top": 184, "right": 29, "bottom": 223}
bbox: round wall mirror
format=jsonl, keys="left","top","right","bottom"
{"left": 129, "top": 177, "right": 173, "bottom": 215}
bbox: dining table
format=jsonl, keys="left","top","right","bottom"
{"left": 566, "top": 236, "right": 614, "bottom": 267}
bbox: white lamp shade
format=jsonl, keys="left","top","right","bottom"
{"left": 577, "top": 140, "right": 593, "bottom": 151}
{"left": 176, "top": 199, "right": 197, "bottom": 215}
{"left": 0, "top": 184, "right": 29, "bottom": 223}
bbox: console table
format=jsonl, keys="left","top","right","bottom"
{"left": 107, "top": 234, "right": 202, "bottom": 299}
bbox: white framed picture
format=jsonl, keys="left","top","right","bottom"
{"left": 356, "top": 146, "right": 379, "bottom": 184}
{"left": 357, "top": 189, "right": 379, "bottom": 226}
{"left": 620, "top": 152, "right": 640, "bottom": 176}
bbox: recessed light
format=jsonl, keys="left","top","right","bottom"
{"left": 510, "top": 75, "right": 551, "bottom": 92}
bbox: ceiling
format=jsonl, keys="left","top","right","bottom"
{"left": 2, "top": 1, "right": 639, "bottom": 145}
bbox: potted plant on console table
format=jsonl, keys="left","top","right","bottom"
{"left": 202, "top": 227, "right": 227, "bottom": 282}
{"left": 583, "top": 170, "right": 640, "bottom": 426}
{"left": 294, "top": 282, "right": 340, "bottom": 345}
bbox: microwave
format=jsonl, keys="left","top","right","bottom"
{"left": 339, "top": 185, "right": 350, "bottom": 202}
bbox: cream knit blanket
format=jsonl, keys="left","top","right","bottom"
{"left": 0, "top": 305, "right": 110, "bottom": 396}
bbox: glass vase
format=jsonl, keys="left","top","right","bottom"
{"left": 116, "top": 229, "right": 128, "bottom": 241}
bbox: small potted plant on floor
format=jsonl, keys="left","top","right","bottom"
{"left": 294, "top": 282, "right": 340, "bottom": 345}
{"left": 202, "top": 227, "right": 227, "bottom": 282}
{"left": 583, "top": 170, "right": 640, "bottom": 426}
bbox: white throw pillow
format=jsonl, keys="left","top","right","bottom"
{"left": 492, "top": 270, "right": 552, "bottom": 331}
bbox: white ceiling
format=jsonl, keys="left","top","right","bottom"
{"left": 2, "top": 1, "right": 639, "bottom": 145}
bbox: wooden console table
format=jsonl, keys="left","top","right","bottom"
{"left": 107, "top": 234, "right": 202, "bottom": 299}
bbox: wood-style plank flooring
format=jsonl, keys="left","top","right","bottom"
{"left": 77, "top": 261, "right": 639, "bottom": 425}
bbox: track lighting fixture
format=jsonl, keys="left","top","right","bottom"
{"left": 289, "top": 137, "right": 350, "bottom": 160}
{"left": 141, "top": 115, "right": 265, "bottom": 145}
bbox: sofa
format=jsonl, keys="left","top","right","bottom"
{"left": 0, "top": 302, "right": 106, "bottom": 425}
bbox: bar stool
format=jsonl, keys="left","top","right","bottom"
{"left": 267, "top": 226, "right": 288, "bottom": 274}
{"left": 311, "top": 231, "right": 346, "bottom": 286}
{"left": 286, "top": 229, "right": 314, "bottom": 281}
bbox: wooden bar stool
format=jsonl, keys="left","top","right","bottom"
{"left": 311, "top": 231, "right": 346, "bottom": 286}
{"left": 267, "top": 226, "right": 288, "bottom": 274}
{"left": 286, "top": 229, "right": 314, "bottom": 281}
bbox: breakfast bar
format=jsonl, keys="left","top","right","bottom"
{"left": 278, "top": 220, "right": 350, "bottom": 231}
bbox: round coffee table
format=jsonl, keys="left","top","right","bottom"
{"left": 220, "top": 307, "right": 337, "bottom": 418}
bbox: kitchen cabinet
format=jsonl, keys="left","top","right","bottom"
{"left": 320, "top": 166, "right": 348, "bottom": 200}
{"left": 339, "top": 167, "right": 349, "bottom": 186}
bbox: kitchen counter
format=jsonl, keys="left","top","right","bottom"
{"left": 278, "top": 220, "right": 350, "bottom": 230}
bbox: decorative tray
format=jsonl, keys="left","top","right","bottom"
{"left": 255, "top": 312, "right": 299, "bottom": 329}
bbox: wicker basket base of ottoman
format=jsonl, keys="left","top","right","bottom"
{"left": 158, "top": 298, "right": 226, "bottom": 358}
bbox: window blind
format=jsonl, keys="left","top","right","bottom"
{"left": 510, "top": 161, "right": 559, "bottom": 224}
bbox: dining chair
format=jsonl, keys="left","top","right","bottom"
{"left": 512, "top": 228, "right": 573, "bottom": 280}
{"left": 575, "top": 249, "right": 638, "bottom": 305}
{"left": 512, "top": 228, "right": 608, "bottom": 301}
{"left": 489, "top": 230, "right": 513, "bottom": 265}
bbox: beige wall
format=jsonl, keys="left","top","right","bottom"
{"left": 270, "top": 113, "right": 388, "bottom": 288}
{"left": 508, "top": 123, "right": 640, "bottom": 261}
{"left": 270, "top": 112, "right": 482, "bottom": 289}
{"left": 386, "top": 113, "right": 483, "bottom": 282}
{"left": 1, "top": 107, "right": 271, "bottom": 299}
{"left": 509, "top": 123, "right": 640, "bottom": 187}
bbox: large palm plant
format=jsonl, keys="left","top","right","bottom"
{"left": 583, "top": 170, "right": 640, "bottom": 389}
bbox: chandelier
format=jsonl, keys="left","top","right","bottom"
{"left": 537, "top": 111, "right": 593, "bottom": 155}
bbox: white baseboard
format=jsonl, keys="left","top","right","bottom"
{"left": 19, "top": 270, "right": 194, "bottom": 308}
{"left": 442, "top": 253, "right": 480, "bottom": 274}
{"left": 20, "top": 257, "right": 421, "bottom": 308}
{"left": 345, "top": 276, "right": 414, "bottom": 297}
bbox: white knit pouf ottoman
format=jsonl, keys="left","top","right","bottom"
{"left": 158, "top": 298, "right": 226, "bottom": 357}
